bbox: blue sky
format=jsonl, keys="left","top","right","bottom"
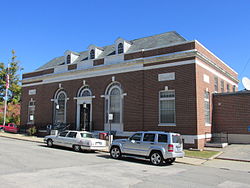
{"left": 0, "top": 0, "right": 250, "bottom": 89}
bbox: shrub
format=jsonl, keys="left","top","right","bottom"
{"left": 27, "top": 126, "right": 37, "bottom": 136}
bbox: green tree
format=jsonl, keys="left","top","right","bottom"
{"left": 0, "top": 50, "right": 22, "bottom": 104}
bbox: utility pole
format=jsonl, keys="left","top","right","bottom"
{"left": 3, "top": 64, "right": 9, "bottom": 126}
{"left": 3, "top": 50, "right": 15, "bottom": 125}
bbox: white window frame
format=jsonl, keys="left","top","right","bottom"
{"left": 105, "top": 85, "right": 123, "bottom": 124}
{"left": 54, "top": 90, "right": 67, "bottom": 124}
{"left": 27, "top": 99, "right": 35, "bottom": 124}
{"left": 221, "top": 80, "right": 224, "bottom": 93}
{"left": 158, "top": 90, "right": 176, "bottom": 126}
{"left": 204, "top": 91, "right": 211, "bottom": 126}
{"left": 214, "top": 76, "right": 218, "bottom": 93}
{"left": 104, "top": 82, "right": 124, "bottom": 132}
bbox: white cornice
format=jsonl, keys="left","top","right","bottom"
{"left": 22, "top": 50, "right": 238, "bottom": 88}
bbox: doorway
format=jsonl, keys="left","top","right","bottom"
{"left": 80, "top": 104, "right": 91, "bottom": 131}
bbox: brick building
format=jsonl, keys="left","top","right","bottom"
{"left": 213, "top": 91, "right": 250, "bottom": 144}
{"left": 21, "top": 31, "right": 239, "bottom": 149}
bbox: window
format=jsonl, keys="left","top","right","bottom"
{"left": 110, "top": 88, "right": 121, "bottom": 123}
{"left": 118, "top": 43, "right": 124, "bottom": 54}
{"left": 58, "top": 131, "right": 68, "bottom": 137}
{"left": 80, "top": 133, "right": 93, "bottom": 138}
{"left": 78, "top": 86, "right": 92, "bottom": 97}
{"left": 227, "top": 84, "right": 230, "bottom": 93}
{"left": 172, "top": 135, "right": 182, "bottom": 144}
{"left": 158, "top": 134, "right": 168, "bottom": 143}
{"left": 28, "top": 99, "right": 35, "bottom": 124}
{"left": 67, "top": 132, "right": 77, "bottom": 138}
{"left": 221, "top": 80, "right": 224, "bottom": 93}
{"left": 90, "top": 49, "right": 95, "bottom": 59}
{"left": 66, "top": 55, "right": 71, "bottom": 64}
{"left": 143, "top": 133, "right": 155, "bottom": 142}
{"left": 130, "top": 133, "right": 142, "bottom": 141}
{"left": 204, "top": 91, "right": 210, "bottom": 125}
{"left": 54, "top": 91, "right": 67, "bottom": 124}
{"left": 214, "top": 76, "right": 218, "bottom": 92}
{"left": 105, "top": 82, "right": 123, "bottom": 124}
{"left": 159, "top": 90, "right": 176, "bottom": 124}
{"left": 233, "top": 85, "right": 236, "bottom": 92}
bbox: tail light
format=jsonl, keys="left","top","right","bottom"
{"left": 168, "top": 144, "right": 174, "bottom": 152}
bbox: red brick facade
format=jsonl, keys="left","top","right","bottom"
{"left": 21, "top": 37, "right": 239, "bottom": 149}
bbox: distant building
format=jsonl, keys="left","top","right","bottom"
{"left": 21, "top": 31, "right": 240, "bottom": 149}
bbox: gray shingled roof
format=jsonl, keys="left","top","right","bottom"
{"left": 36, "top": 31, "right": 186, "bottom": 71}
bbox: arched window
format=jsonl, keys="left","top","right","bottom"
{"left": 54, "top": 90, "right": 67, "bottom": 124}
{"left": 90, "top": 49, "right": 95, "bottom": 59}
{"left": 118, "top": 43, "right": 124, "bottom": 54}
{"left": 77, "top": 86, "right": 92, "bottom": 97}
{"left": 66, "top": 55, "right": 71, "bottom": 64}
{"left": 105, "top": 82, "right": 123, "bottom": 124}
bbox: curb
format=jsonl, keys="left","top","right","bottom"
{"left": 208, "top": 151, "right": 224, "bottom": 160}
{"left": 216, "top": 157, "right": 250, "bottom": 163}
{"left": 0, "top": 134, "right": 44, "bottom": 144}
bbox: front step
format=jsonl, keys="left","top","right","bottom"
{"left": 205, "top": 142, "right": 228, "bottom": 148}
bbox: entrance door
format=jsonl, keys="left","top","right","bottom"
{"left": 80, "top": 104, "right": 91, "bottom": 131}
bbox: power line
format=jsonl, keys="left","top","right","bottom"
{"left": 240, "top": 57, "right": 250, "bottom": 76}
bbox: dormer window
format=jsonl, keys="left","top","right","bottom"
{"left": 118, "top": 43, "right": 124, "bottom": 54}
{"left": 115, "top": 37, "right": 131, "bottom": 55}
{"left": 66, "top": 55, "right": 71, "bottom": 64}
{"left": 90, "top": 49, "right": 95, "bottom": 59}
{"left": 64, "top": 50, "right": 79, "bottom": 65}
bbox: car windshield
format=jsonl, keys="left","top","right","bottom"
{"left": 172, "top": 135, "right": 182, "bottom": 144}
{"left": 80, "top": 133, "right": 93, "bottom": 138}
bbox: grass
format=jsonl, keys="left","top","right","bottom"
{"left": 184, "top": 150, "right": 220, "bottom": 159}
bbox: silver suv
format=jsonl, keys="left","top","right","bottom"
{"left": 110, "top": 131, "right": 184, "bottom": 165}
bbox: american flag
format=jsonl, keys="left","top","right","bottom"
{"left": 6, "top": 74, "right": 9, "bottom": 89}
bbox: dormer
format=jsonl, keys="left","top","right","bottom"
{"left": 64, "top": 50, "right": 79, "bottom": 64}
{"left": 115, "top": 37, "right": 132, "bottom": 54}
{"left": 88, "top": 45, "right": 103, "bottom": 59}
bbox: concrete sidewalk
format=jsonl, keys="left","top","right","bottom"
{"left": 206, "top": 144, "right": 250, "bottom": 162}
{"left": 0, "top": 132, "right": 44, "bottom": 143}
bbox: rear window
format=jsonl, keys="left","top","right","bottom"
{"left": 172, "top": 135, "right": 182, "bottom": 144}
{"left": 67, "top": 132, "right": 77, "bottom": 138}
{"left": 143, "top": 133, "right": 155, "bottom": 142}
{"left": 58, "top": 131, "right": 68, "bottom": 137}
{"left": 158, "top": 134, "right": 168, "bottom": 143}
{"left": 80, "top": 133, "right": 93, "bottom": 138}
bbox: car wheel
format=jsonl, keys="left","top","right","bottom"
{"left": 47, "top": 139, "right": 53, "bottom": 147}
{"left": 165, "top": 158, "right": 176, "bottom": 164}
{"left": 73, "top": 145, "right": 81, "bottom": 152}
{"left": 110, "top": 146, "right": 122, "bottom": 159}
{"left": 150, "top": 151, "right": 163, "bottom": 166}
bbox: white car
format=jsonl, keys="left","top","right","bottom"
{"left": 44, "top": 131, "right": 106, "bottom": 152}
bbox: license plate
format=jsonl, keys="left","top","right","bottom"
{"left": 95, "top": 142, "right": 102, "bottom": 145}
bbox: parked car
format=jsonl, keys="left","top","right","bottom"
{"left": 44, "top": 131, "right": 107, "bottom": 152}
{"left": 110, "top": 131, "right": 184, "bottom": 165}
{"left": 0, "top": 123, "right": 18, "bottom": 133}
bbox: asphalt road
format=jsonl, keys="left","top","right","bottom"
{"left": 0, "top": 137, "right": 250, "bottom": 188}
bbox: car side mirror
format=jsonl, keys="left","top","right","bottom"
{"left": 131, "top": 140, "right": 136, "bottom": 143}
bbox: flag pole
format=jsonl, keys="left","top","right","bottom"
{"left": 3, "top": 63, "right": 9, "bottom": 126}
